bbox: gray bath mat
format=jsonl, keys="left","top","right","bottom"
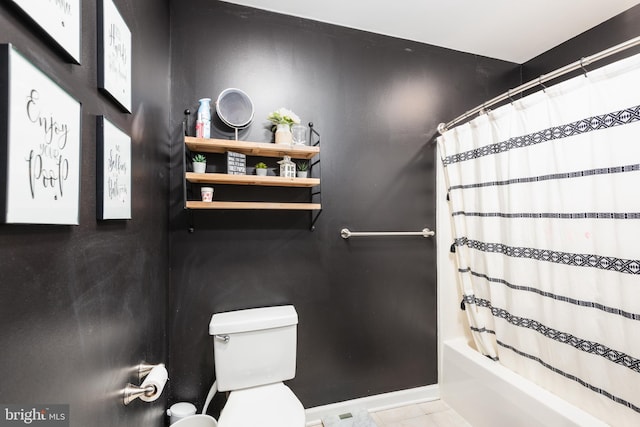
{"left": 321, "top": 408, "right": 378, "bottom": 427}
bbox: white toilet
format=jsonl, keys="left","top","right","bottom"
{"left": 209, "top": 305, "right": 305, "bottom": 427}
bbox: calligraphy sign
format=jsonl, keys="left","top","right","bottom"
{"left": 9, "top": 0, "right": 81, "bottom": 64}
{"left": 0, "top": 44, "right": 81, "bottom": 225}
{"left": 98, "top": 0, "right": 132, "bottom": 113}
{"left": 96, "top": 116, "right": 131, "bottom": 220}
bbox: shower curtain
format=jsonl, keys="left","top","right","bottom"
{"left": 438, "top": 53, "right": 640, "bottom": 425}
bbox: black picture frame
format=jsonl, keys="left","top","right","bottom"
{"left": 96, "top": 116, "right": 132, "bottom": 220}
{"left": 0, "top": 44, "right": 82, "bottom": 225}
{"left": 6, "top": 0, "right": 81, "bottom": 64}
{"left": 97, "top": 0, "right": 132, "bottom": 113}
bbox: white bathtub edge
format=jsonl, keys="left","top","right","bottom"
{"left": 441, "top": 338, "right": 608, "bottom": 427}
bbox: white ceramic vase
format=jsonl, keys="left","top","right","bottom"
{"left": 275, "top": 123, "right": 292, "bottom": 144}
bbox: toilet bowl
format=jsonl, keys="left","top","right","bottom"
{"left": 209, "top": 305, "right": 305, "bottom": 427}
{"left": 171, "top": 415, "right": 217, "bottom": 427}
{"left": 217, "top": 382, "right": 304, "bottom": 427}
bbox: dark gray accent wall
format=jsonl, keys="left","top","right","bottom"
{"left": 523, "top": 5, "right": 640, "bottom": 82}
{"left": 5, "top": 0, "right": 635, "bottom": 423}
{"left": 0, "top": 1, "right": 170, "bottom": 426}
{"left": 168, "top": 0, "right": 520, "bottom": 411}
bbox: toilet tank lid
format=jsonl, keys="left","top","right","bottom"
{"left": 209, "top": 305, "right": 298, "bottom": 335}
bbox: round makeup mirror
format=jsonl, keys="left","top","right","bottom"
{"left": 215, "top": 88, "right": 254, "bottom": 138}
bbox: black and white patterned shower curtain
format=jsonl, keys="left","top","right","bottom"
{"left": 438, "top": 53, "right": 640, "bottom": 425}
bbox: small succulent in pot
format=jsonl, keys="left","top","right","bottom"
{"left": 192, "top": 154, "right": 207, "bottom": 173}
{"left": 296, "top": 161, "right": 309, "bottom": 178}
{"left": 255, "top": 161, "right": 268, "bottom": 176}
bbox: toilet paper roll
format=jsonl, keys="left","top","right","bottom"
{"left": 140, "top": 364, "right": 168, "bottom": 402}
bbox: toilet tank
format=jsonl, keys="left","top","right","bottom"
{"left": 209, "top": 305, "right": 298, "bottom": 392}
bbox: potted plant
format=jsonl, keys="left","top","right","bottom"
{"left": 267, "top": 108, "right": 300, "bottom": 145}
{"left": 193, "top": 154, "right": 206, "bottom": 173}
{"left": 255, "top": 162, "right": 268, "bottom": 176}
{"left": 296, "top": 161, "right": 309, "bottom": 178}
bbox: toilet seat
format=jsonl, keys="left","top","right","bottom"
{"left": 217, "top": 382, "right": 305, "bottom": 427}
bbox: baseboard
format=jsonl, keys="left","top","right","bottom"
{"left": 304, "top": 385, "right": 439, "bottom": 426}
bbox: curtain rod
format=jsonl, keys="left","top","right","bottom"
{"left": 437, "top": 35, "right": 640, "bottom": 135}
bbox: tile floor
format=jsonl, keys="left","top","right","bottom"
{"left": 311, "top": 400, "right": 471, "bottom": 427}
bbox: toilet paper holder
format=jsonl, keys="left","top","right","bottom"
{"left": 123, "top": 383, "right": 157, "bottom": 405}
{"left": 137, "top": 363, "right": 158, "bottom": 381}
{"left": 123, "top": 363, "right": 167, "bottom": 406}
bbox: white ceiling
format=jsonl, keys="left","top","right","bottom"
{"left": 221, "top": 0, "right": 640, "bottom": 63}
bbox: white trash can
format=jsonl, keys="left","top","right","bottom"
{"left": 167, "top": 402, "right": 197, "bottom": 425}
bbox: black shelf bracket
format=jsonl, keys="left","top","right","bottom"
{"left": 308, "top": 122, "right": 322, "bottom": 231}
{"left": 183, "top": 110, "right": 196, "bottom": 233}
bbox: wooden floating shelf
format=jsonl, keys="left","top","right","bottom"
{"left": 186, "top": 172, "right": 320, "bottom": 187}
{"left": 183, "top": 134, "right": 322, "bottom": 220}
{"left": 186, "top": 201, "right": 322, "bottom": 210}
{"left": 185, "top": 136, "right": 319, "bottom": 159}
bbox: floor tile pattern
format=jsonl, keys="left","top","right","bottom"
{"left": 310, "top": 400, "right": 471, "bottom": 427}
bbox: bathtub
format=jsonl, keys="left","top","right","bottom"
{"left": 440, "top": 339, "right": 608, "bottom": 427}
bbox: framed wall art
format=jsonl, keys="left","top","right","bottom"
{"left": 97, "top": 0, "right": 132, "bottom": 113}
{"left": 8, "top": 0, "right": 81, "bottom": 64}
{"left": 0, "top": 44, "right": 82, "bottom": 225}
{"left": 96, "top": 116, "right": 131, "bottom": 220}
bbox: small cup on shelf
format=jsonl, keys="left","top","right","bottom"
{"left": 201, "top": 187, "right": 214, "bottom": 202}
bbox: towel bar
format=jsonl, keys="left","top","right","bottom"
{"left": 340, "top": 228, "right": 435, "bottom": 239}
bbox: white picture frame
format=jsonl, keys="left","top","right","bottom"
{"left": 8, "top": 0, "right": 81, "bottom": 64}
{"left": 98, "top": 0, "right": 132, "bottom": 113}
{"left": 96, "top": 116, "right": 131, "bottom": 220}
{"left": 0, "top": 44, "right": 82, "bottom": 225}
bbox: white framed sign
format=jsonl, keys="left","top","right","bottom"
{"left": 0, "top": 44, "right": 82, "bottom": 225}
{"left": 98, "top": 0, "right": 132, "bottom": 113}
{"left": 96, "top": 116, "right": 131, "bottom": 220}
{"left": 8, "top": 0, "right": 81, "bottom": 64}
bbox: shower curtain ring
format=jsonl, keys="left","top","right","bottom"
{"left": 479, "top": 103, "right": 490, "bottom": 116}
{"left": 579, "top": 58, "right": 589, "bottom": 77}
{"left": 507, "top": 89, "right": 516, "bottom": 105}
{"left": 538, "top": 76, "right": 547, "bottom": 93}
